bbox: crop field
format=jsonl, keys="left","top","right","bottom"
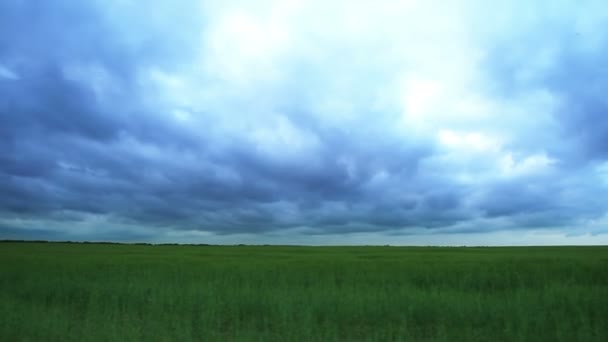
{"left": 1, "top": 242, "right": 607, "bottom": 341}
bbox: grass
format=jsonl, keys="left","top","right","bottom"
{"left": 1, "top": 242, "right": 607, "bottom": 341}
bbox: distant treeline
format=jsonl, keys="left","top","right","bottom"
{"left": 0, "top": 240, "right": 314, "bottom": 247}
{"left": 0, "top": 239, "right": 212, "bottom": 246}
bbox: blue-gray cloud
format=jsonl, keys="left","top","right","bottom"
{"left": 1, "top": 0, "right": 608, "bottom": 244}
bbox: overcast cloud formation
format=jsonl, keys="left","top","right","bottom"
{"left": 1, "top": 0, "right": 608, "bottom": 244}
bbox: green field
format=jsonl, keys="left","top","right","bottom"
{"left": 1, "top": 242, "right": 607, "bottom": 341}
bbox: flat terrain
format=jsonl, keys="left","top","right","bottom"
{"left": 1, "top": 242, "right": 607, "bottom": 341}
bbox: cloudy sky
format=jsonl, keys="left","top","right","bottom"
{"left": 1, "top": 0, "right": 608, "bottom": 245}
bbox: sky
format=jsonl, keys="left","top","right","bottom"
{"left": 1, "top": 0, "right": 608, "bottom": 245}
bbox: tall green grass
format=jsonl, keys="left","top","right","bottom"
{"left": 1, "top": 242, "right": 607, "bottom": 341}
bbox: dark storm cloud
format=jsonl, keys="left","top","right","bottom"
{"left": 549, "top": 47, "right": 608, "bottom": 161}
{"left": 466, "top": 1, "right": 608, "bottom": 237}
{"left": 476, "top": 173, "right": 605, "bottom": 228}
{"left": 1, "top": 0, "right": 439, "bottom": 237}
{"left": 1, "top": 0, "right": 608, "bottom": 243}
{"left": 1, "top": 1, "right": 201, "bottom": 225}
{"left": 482, "top": 2, "right": 608, "bottom": 163}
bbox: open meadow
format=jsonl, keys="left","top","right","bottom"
{"left": 1, "top": 242, "right": 607, "bottom": 341}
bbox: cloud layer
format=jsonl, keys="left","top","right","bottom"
{"left": 1, "top": 0, "right": 608, "bottom": 244}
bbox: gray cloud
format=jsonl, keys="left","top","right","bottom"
{"left": 1, "top": 0, "right": 608, "bottom": 243}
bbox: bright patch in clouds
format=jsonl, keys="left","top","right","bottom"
{"left": 499, "top": 153, "right": 557, "bottom": 178}
{"left": 438, "top": 130, "right": 501, "bottom": 153}
{"left": 250, "top": 114, "right": 321, "bottom": 159}
{"left": 206, "top": 11, "right": 287, "bottom": 81}
{"left": 0, "top": 64, "right": 18, "bottom": 80}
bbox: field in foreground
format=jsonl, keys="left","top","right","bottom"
{"left": 1, "top": 243, "right": 607, "bottom": 341}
